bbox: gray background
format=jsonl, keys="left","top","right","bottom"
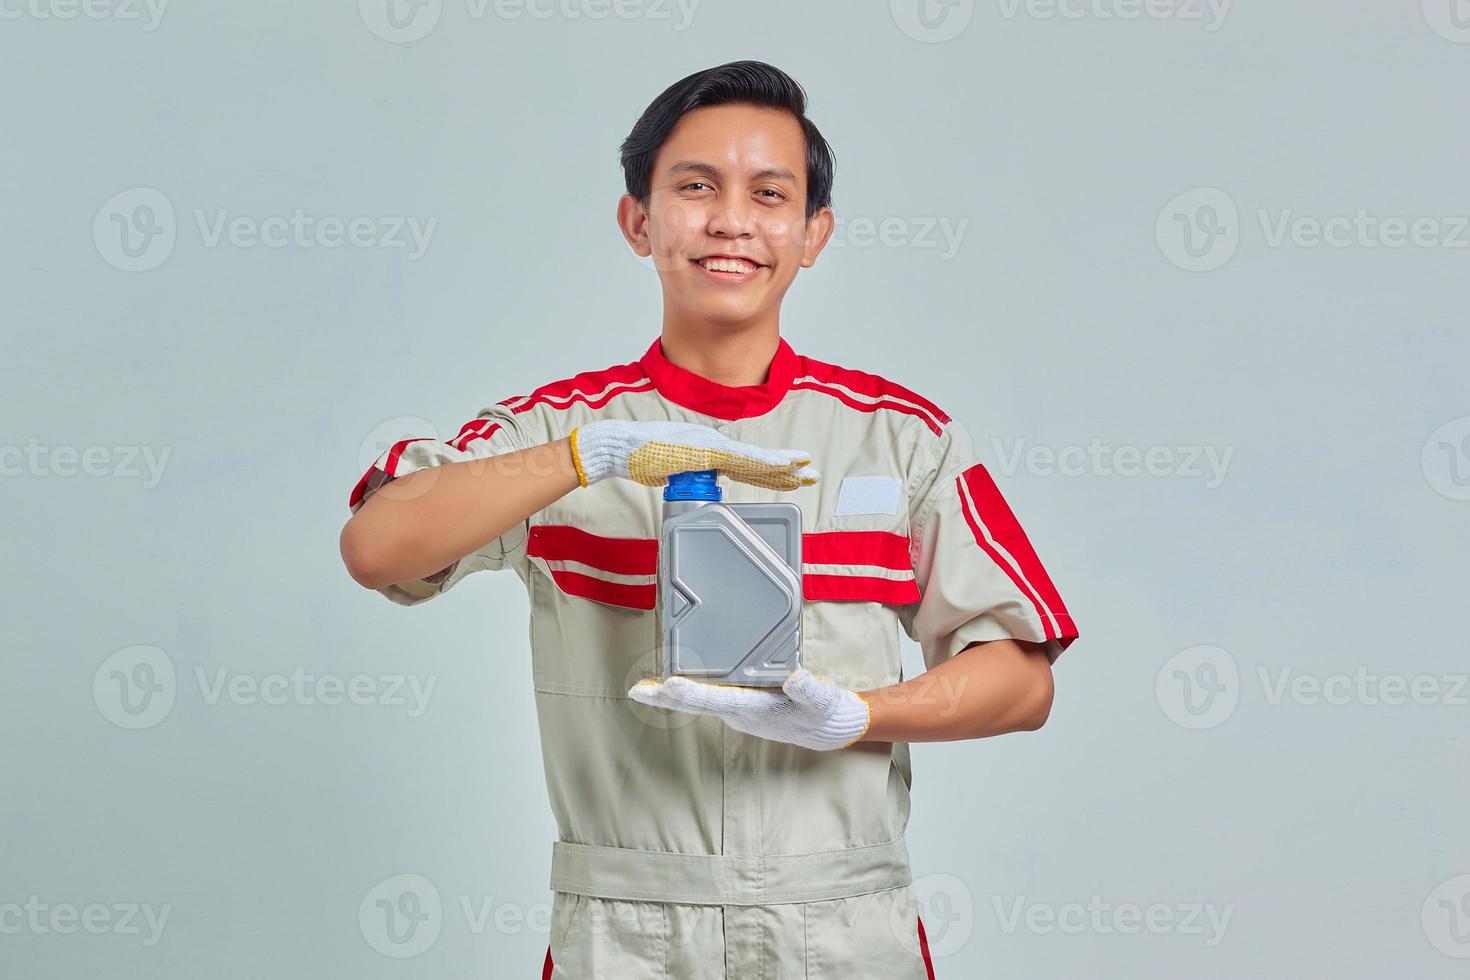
{"left": 3, "top": 1, "right": 1468, "bottom": 977}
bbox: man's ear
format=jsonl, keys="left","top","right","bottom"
{"left": 616, "top": 193, "right": 652, "bottom": 257}
{"left": 800, "top": 206, "right": 836, "bottom": 268}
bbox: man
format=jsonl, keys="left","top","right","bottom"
{"left": 340, "top": 60, "right": 1078, "bottom": 979}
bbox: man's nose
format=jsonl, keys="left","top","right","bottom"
{"left": 707, "top": 195, "right": 755, "bottom": 238}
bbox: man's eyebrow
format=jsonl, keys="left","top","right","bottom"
{"left": 666, "top": 160, "right": 799, "bottom": 184}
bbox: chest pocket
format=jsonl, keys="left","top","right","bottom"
{"left": 528, "top": 478, "right": 662, "bottom": 612}
{"left": 526, "top": 524, "right": 657, "bottom": 610}
{"left": 796, "top": 468, "right": 918, "bottom": 605}
{"left": 800, "top": 529, "right": 919, "bottom": 604}
{"left": 791, "top": 481, "right": 916, "bottom": 692}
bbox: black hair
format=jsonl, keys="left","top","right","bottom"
{"left": 619, "top": 60, "right": 835, "bottom": 221}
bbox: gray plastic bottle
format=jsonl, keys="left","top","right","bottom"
{"left": 658, "top": 470, "right": 803, "bottom": 687}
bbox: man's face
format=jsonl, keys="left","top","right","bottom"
{"left": 618, "top": 103, "right": 833, "bottom": 328}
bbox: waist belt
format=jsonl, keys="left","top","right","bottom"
{"left": 549, "top": 836, "right": 912, "bottom": 906}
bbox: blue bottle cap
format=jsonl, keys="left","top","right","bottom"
{"left": 663, "top": 469, "right": 722, "bottom": 501}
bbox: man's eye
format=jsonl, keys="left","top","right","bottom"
{"left": 757, "top": 189, "right": 785, "bottom": 200}
{"left": 680, "top": 182, "right": 711, "bottom": 192}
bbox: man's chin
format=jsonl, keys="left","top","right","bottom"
{"left": 698, "top": 297, "right": 768, "bottom": 324}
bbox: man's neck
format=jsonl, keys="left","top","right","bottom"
{"left": 656, "top": 318, "right": 781, "bottom": 388}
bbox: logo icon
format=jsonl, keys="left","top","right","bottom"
{"left": 1156, "top": 187, "right": 1240, "bottom": 272}
{"left": 891, "top": 0, "right": 975, "bottom": 43}
{"left": 93, "top": 188, "right": 176, "bottom": 272}
{"left": 1155, "top": 644, "right": 1239, "bottom": 729}
{"left": 1422, "top": 416, "right": 1470, "bottom": 501}
{"left": 359, "top": 874, "right": 443, "bottom": 958}
{"left": 896, "top": 873, "right": 974, "bottom": 958}
{"left": 93, "top": 645, "right": 177, "bottom": 730}
{"left": 359, "top": 0, "right": 443, "bottom": 43}
{"left": 360, "top": 416, "right": 440, "bottom": 474}
{"left": 1423, "top": 0, "right": 1470, "bottom": 42}
{"left": 624, "top": 644, "right": 702, "bottom": 733}
{"left": 1423, "top": 874, "right": 1470, "bottom": 957}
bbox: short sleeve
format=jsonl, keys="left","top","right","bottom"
{"left": 347, "top": 401, "right": 530, "bottom": 606}
{"left": 898, "top": 420, "right": 1080, "bottom": 668}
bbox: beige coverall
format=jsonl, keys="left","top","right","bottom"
{"left": 348, "top": 336, "right": 1080, "bottom": 978}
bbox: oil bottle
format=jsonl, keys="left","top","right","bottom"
{"left": 657, "top": 470, "right": 803, "bottom": 687}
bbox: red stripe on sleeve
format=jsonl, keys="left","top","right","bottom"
{"left": 447, "top": 419, "right": 501, "bottom": 452}
{"left": 347, "top": 437, "right": 433, "bottom": 510}
{"left": 957, "top": 465, "right": 1078, "bottom": 648}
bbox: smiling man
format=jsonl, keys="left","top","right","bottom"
{"left": 340, "top": 61, "right": 1079, "bottom": 979}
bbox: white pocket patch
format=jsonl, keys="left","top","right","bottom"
{"left": 833, "top": 476, "right": 903, "bottom": 517}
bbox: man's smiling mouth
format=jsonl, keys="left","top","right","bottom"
{"left": 692, "top": 255, "right": 766, "bottom": 278}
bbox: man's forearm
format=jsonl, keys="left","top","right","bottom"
{"left": 340, "top": 436, "right": 581, "bottom": 590}
{"left": 855, "top": 638, "right": 1055, "bottom": 743}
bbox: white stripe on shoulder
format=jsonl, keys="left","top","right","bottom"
{"left": 790, "top": 375, "right": 945, "bottom": 431}
{"left": 506, "top": 378, "right": 656, "bottom": 411}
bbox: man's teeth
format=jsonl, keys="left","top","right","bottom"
{"left": 698, "top": 257, "right": 758, "bottom": 273}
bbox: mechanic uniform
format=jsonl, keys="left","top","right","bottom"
{"left": 348, "top": 335, "right": 1080, "bottom": 979}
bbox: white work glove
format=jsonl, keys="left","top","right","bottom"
{"left": 569, "top": 419, "right": 819, "bottom": 491}
{"left": 628, "top": 668, "right": 872, "bottom": 751}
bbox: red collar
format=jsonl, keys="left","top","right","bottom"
{"left": 638, "top": 335, "right": 801, "bottom": 420}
